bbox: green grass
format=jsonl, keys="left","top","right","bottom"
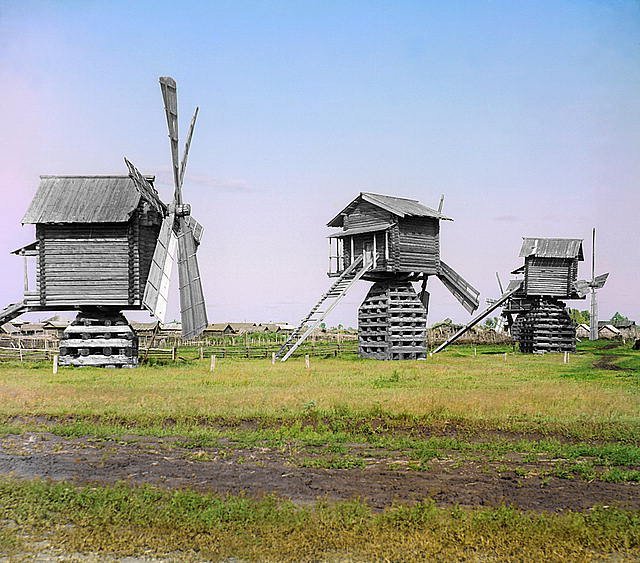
{"left": 0, "top": 341, "right": 638, "bottom": 441}
{"left": 0, "top": 478, "right": 638, "bottom": 561}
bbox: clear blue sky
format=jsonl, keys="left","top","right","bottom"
{"left": 1, "top": 1, "right": 638, "bottom": 326}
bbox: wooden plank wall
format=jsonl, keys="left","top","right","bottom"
{"left": 38, "top": 224, "right": 131, "bottom": 306}
{"left": 344, "top": 201, "right": 393, "bottom": 231}
{"left": 397, "top": 217, "right": 439, "bottom": 273}
{"left": 135, "top": 204, "right": 162, "bottom": 302}
{"left": 525, "top": 257, "right": 575, "bottom": 297}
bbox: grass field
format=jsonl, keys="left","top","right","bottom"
{"left": 0, "top": 340, "right": 639, "bottom": 560}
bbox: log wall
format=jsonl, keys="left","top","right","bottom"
{"left": 35, "top": 203, "right": 162, "bottom": 308}
{"left": 397, "top": 217, "right": 439, "bottom": 273}
{"left": 38, "top": 223, "right": 130, "bottom": 306}
{"left": 344, "top": 201, "right": 393, "bottom": 231}
{"left": 525, "top": 257, "right": 576, "bottom": 297}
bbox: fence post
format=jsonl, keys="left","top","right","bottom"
{"left": 504, "top": 352, "right": 507, "bottom": 362}
{"left": 199, "top": 347, "right": 204, "bottom": 360}
{"left": 271, "top": 352, "right": 276, "bottom": 365}
{"left": 172, "top": 347, "right": 177, "bottom": 361}
{"left": 305, "top": 354, "right": 310, "bottom": 369}
{"left": 563, "top": 351, "right": 569, "bottom": 364}
{"left": 210, "top": 354, "right": 216, "bottom": 372}
{"left": 52, "top": 354, "right": 58, "bottom": 374}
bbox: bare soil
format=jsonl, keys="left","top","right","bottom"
{"left": 1, "top": 433, "right": 638, "bottom": 512}
{"left": 593, "top": 354, "right": 626, "bottom": 371}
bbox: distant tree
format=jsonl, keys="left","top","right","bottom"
{"left": 320, "top": 322, "right": 326, "bottom": 330}
{"left": 611, "top": 312, "right": 629, "bottom": 324}
{"left": 569, "top": 309, "right": 590, "bottom": 324}
{"left": 484, "top": 317, "right": 497, "bottom": 329}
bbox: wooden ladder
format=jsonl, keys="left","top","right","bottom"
{"left": 276, "top": 253, "right": 374, "bottom": 362}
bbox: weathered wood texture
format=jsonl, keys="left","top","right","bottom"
{"left": 335, "top": 217, "right": 440, "bottom": 278}
{"left": 517, "top": 299, "right": 575, "bottom": 353}
{"left": 58, "top": 309, "right": 138, "bottom": 367}
{"left": 397, "top": 217, "right": 439, "bottom": 273}
{"left": 37, "top": 223, "right": 130, "bottom": 306}
{"left": 343, "top": 201, "right": 394, "bottom": 231}
{"left": 524, "top": 257, "right": 577, "bottom": 297}
{"left": 358, "top": 280, "right": 427, "bottom": 360}
{"left": 34, "top": 202, "right": 161, "bottom": 308}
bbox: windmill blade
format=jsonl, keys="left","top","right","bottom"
{"left": 437, "top": 261, "right": 480, "bottom": 314}
{"left": 572, "top": 279, "right": 590, "bottom": 298}
{"left": 124, "top": 157, "right": 163, "bottom": 213}
{"left": 179, "top": 107, "right": 199, "bottom": 188}
{"left": 159, "top": 76, "right": 181, "bottom": 201}
{"left": 142, "top": 213, "right": 177, "bottom": 323}
{"left": 176, "top": 216, "right": 207, "bottom": 339}
{"left": 592, "top": 272, "right": 609, "bottom": 290}
{"left": 496, "top": 272, "right": 504, "bottom": 295}
{"left": 185, "top": 215, "right": 204, "bottom": 244}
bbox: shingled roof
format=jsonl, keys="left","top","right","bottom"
{"left": 22, "top": 175, "right": 164, "bottom": 224}
{"left": 327, "top": 192, "right": 451, "bottom": 228}
{"left": 519, "top": 238, "right": 584, "bottom": 260}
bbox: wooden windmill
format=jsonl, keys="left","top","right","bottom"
{"left": 433, "top": 234, "right": 608, "bottom": 354}
{"left": 0, "top": 77, "right": 207, "bottom": 367}
{"left": 276, "top": 192, "right": 480, "bottom": 361}
{"left": 583, "top": 228, "right": 608, "bottom": 340}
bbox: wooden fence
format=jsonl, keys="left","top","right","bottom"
{"left": 0, "top": 328, "right": 511, "bottom": 364}
{"left": 145, "top": 340, "right": 358, "bottom": 361}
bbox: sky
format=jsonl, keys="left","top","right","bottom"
{"left": 0, "top": 0, "right": 638, "bottom": 328}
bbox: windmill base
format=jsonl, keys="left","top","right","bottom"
{"left": 516, "top": 299, "right": 576, "bottom": 354}
{"left": 359, "top": 280, "right": 427, "bottom": 360}
{"left": 59, "top": 309, "right": 138, "bottom": 367}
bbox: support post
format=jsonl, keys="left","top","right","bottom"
{"left": 23, "top": 255, "right": 28, "bottom": 292}
{"left": 210, "top": 354, "right": 216, "bottom": 372}
{"left": 372, "top": 233, "right": 377, "bottom": 268}
{"left": 590, "top": 227, "right": 598, "bottom": 341}
{"left": 385, "top": 230, "right": 389, "bottom": 261}
{"left": 53, "top": 354, "right": 58, "bottom": 374}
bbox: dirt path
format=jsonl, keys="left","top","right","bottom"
{"left": 1, "top": 433, "right": 638, "bottom": 513}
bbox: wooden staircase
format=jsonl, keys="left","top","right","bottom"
{"left": 276, "top": 253, "right": 374, "bottom": 362}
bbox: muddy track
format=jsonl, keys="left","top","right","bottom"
{"left": 593, "top": 354, "right": 626, "bottom": 371}
{"left": 1, "top": 433, "right": 637, "bottom": 513}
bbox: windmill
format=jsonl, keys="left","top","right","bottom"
{"left": 135, "top": 76, "right": 208, "bottom": 340}
{"left": 0, "top": 76, "right": 207, "bottom": 366}
{"left": 434, "top": 233, "right": 609, "bottom": 354}
{"left": 583, "top": 228, "right": 608, "bottom": 340}
{"left": 276, "top": 192, "right": 480, "bottom": 361}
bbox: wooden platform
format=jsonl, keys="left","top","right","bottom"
{"left": 358, "top": 280, "right": 427, "bottom": 360}
{"left": 516, "top": 298, "right": 576, "bottom": 353}
{"left": 59, "top": 309, "right": 138, "bottom": 367}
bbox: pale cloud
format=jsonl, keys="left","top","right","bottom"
{"left": 153, "top": 167, "right": 256, "bottom": 193}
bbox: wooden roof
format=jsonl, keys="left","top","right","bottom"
{"left": 22, "top": 175, "right": 164, "bottom": 224}
{"left": 519, "top": 238, "right": 584, "bottom": 260}
{"left": 327, "top": 192, "right": 452, "bottom": 227}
